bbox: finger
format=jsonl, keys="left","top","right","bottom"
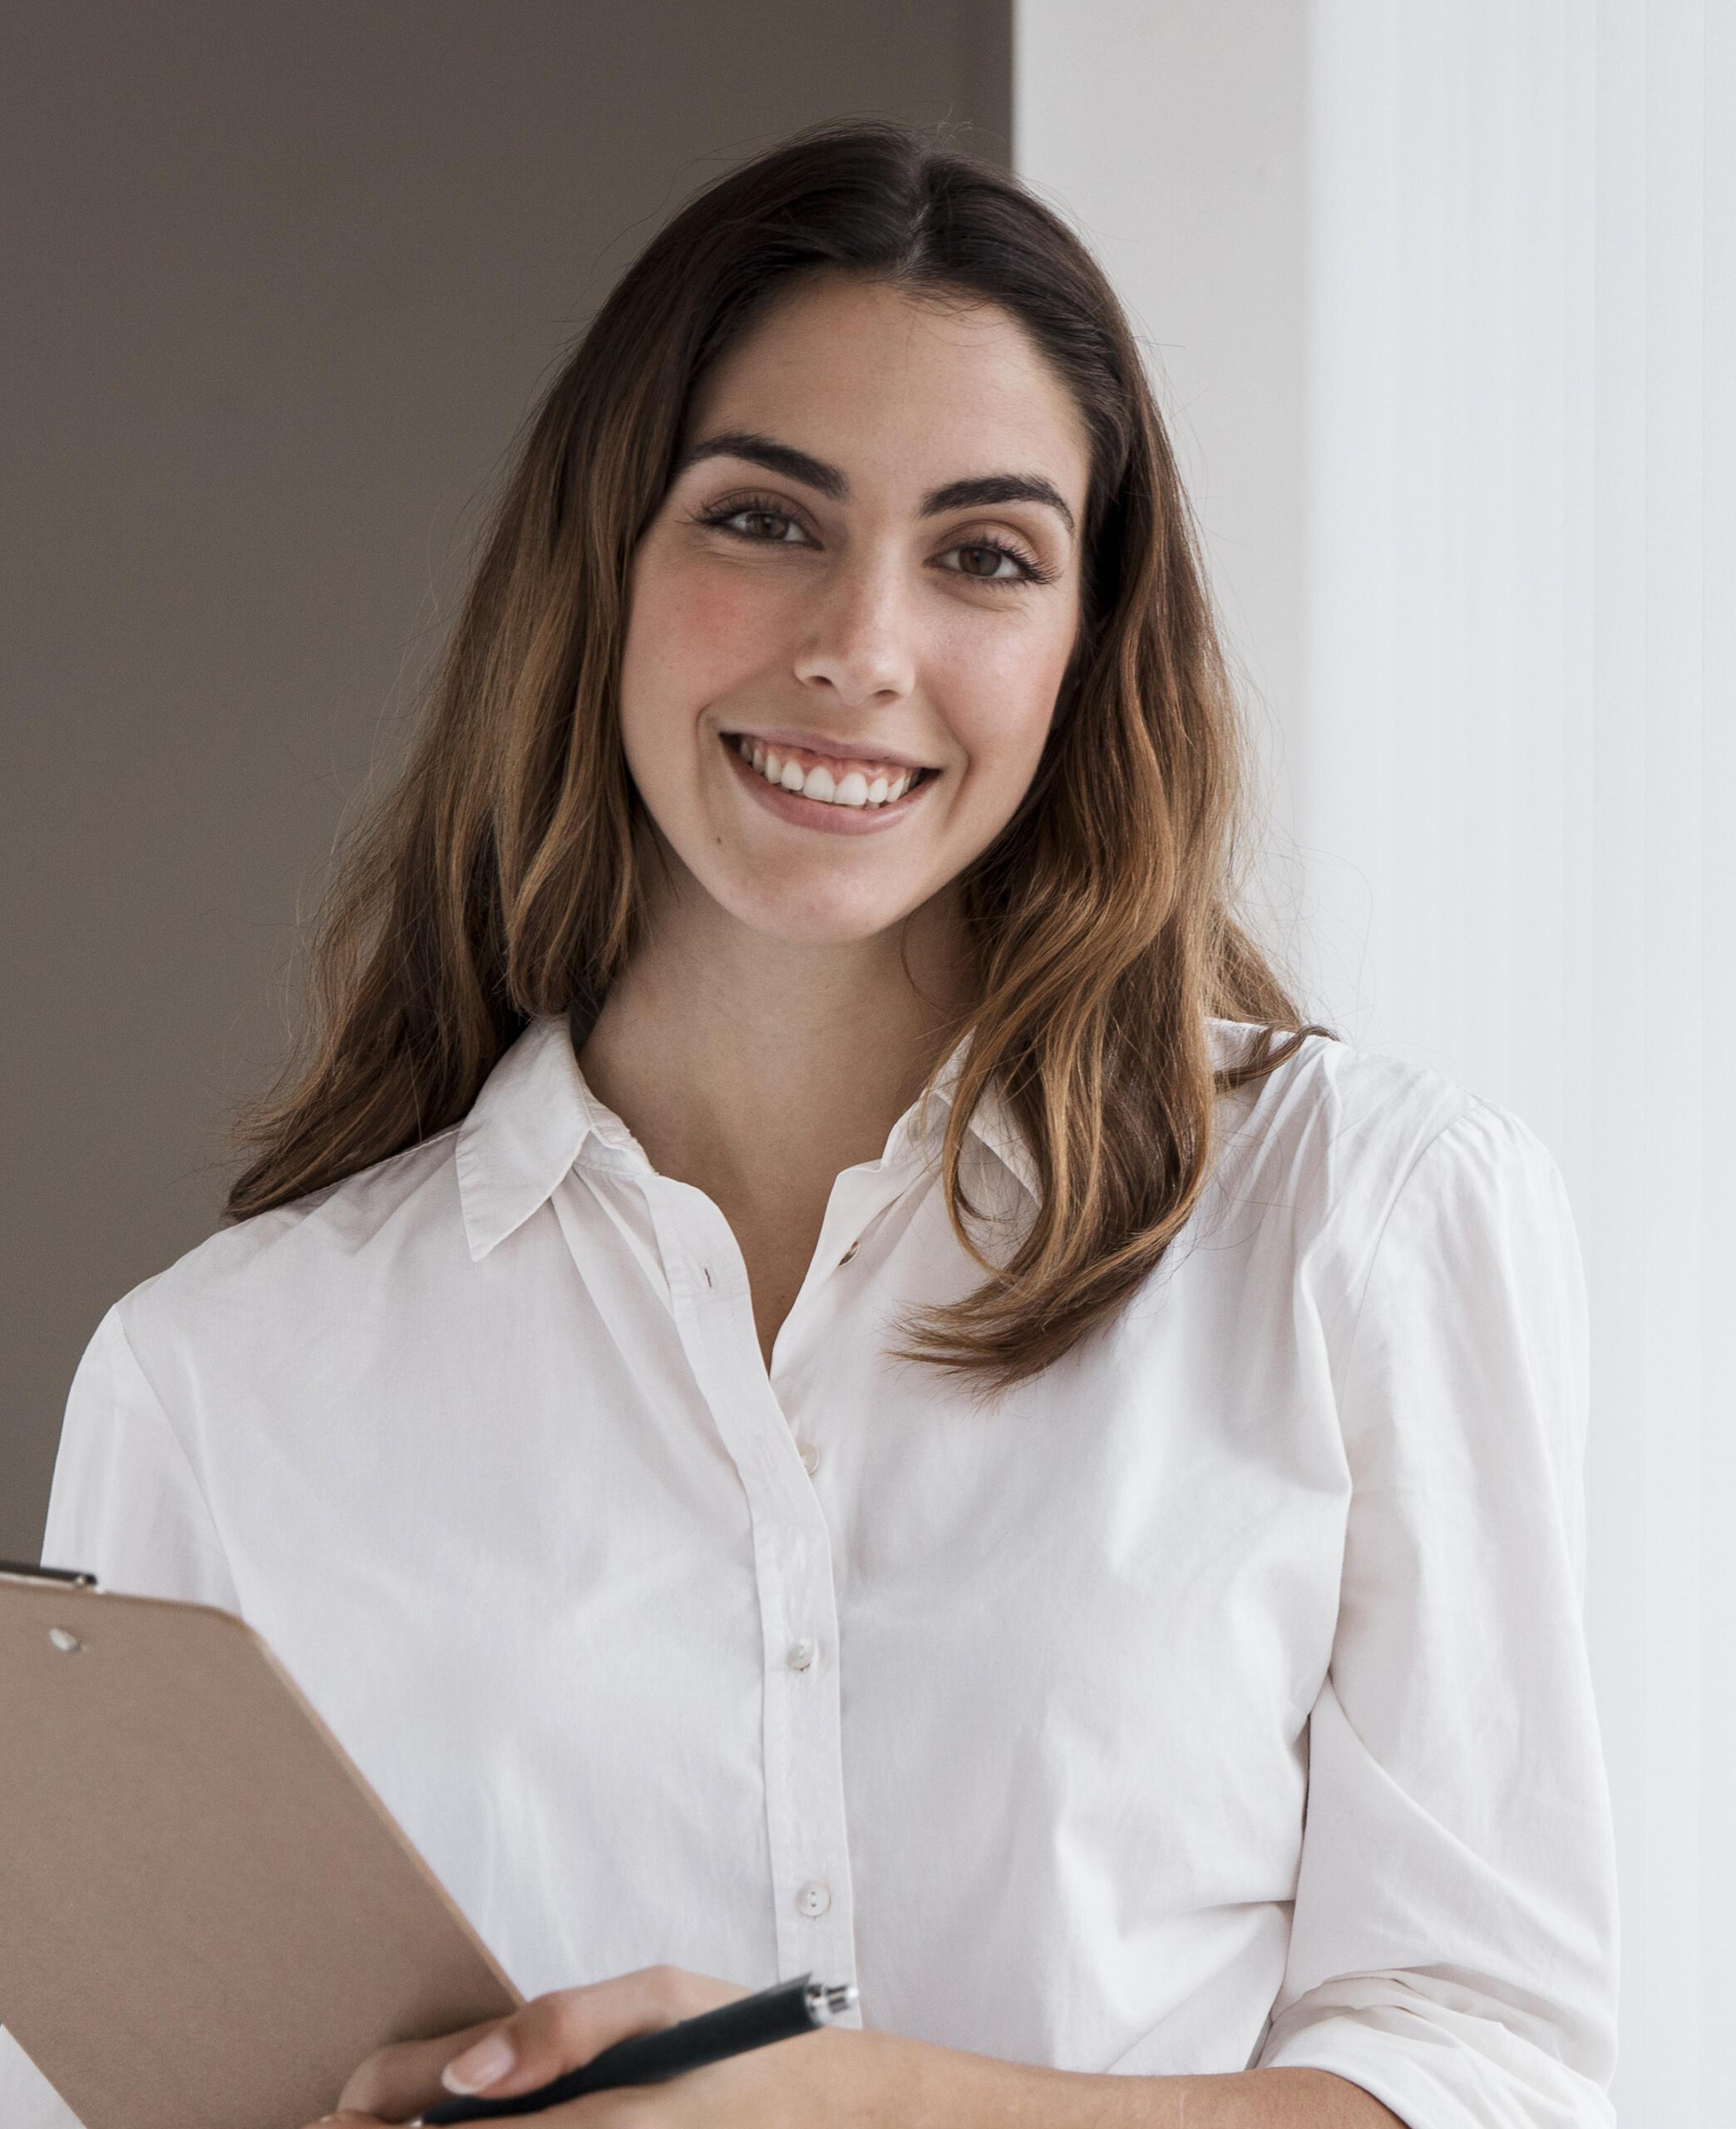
{"left": 338, "top": 2015, "right": 511, "bottom": 2119}
{"left": 439, "top": 1966, "right": 749, "bottom": 2103}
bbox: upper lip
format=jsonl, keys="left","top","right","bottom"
{"left": 722, "top": 726, "right": 939, "bottom": 772}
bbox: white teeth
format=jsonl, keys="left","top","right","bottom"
{"left": 734, "top": 736, "right": 928, "bottom": 808}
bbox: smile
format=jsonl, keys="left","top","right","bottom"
{"left": 718, "top": 731, "right": 940, "bottom": 837}
{"left": 726, "top": 733, "right": 938, "bottom": 810}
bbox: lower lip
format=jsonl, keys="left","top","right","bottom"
{"left": 722, "top": 737, "right": 937, "bottom": 835}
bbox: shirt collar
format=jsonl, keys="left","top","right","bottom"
{"left": 455, "top": 1015, "right": 1041, "bottom": 1262}
{"left": 920, "top": 1036, "right": 1042, "bottom": 1202}
{"left": 456, "top": 1017, "right": 629, "bottom": 1260}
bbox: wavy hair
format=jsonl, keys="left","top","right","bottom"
{"left": 227, "top": 120, "right": 1332, "bottom": 1388}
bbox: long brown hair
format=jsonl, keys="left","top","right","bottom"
{"left": 228, "top": 120, "right": 1332, "bottom": 1388}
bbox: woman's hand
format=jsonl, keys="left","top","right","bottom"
{"left": 306, "top": 1964, "right": 1404, "bottom": 2128}
{"left": 308, "top": 1963, "right": 926, "bottom": 2128}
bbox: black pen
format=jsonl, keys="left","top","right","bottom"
{"left": 416, "top": 1973, "right": 859, "bottom": 2124}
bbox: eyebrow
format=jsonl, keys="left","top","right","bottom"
{"left": 677, "top": 430, "right": 1077, "bottom": 537}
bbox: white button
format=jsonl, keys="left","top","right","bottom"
{"left": 798, "top": 1440, "right": 821, "bottom": 1474}
{"left": 796, "top": 1880, "right": 831, "bottom": 1918}
{"left": 701, "top": 1264, "right": 713, "bottom": 1289}
{"left": 786, "top": 1637, "right": 816, "bottom": 1672}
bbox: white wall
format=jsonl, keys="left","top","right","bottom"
{"left": 1017, "top": 4, "right": 1734, "bottom": 2122}
{"left": 1012, "top": 0, "right": 1309, "bottom": 950}
{"left": 1299, "top": 9, "right": 1731, "bottom": 2112}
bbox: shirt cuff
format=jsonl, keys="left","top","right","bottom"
{"left": 1260, "top": 1989, "right": 1617, "bottom": 2129}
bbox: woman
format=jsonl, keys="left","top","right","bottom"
{"left": 17, "top": 124, "right": 1616, "bottom": 2128}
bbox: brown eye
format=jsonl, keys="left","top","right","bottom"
{"left": 700, "top": 501, "right": 811, "bottom": 545}
{"left": 939, "top": 539, "right": 1036, "bottom": 585}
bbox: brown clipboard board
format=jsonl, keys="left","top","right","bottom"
{"left": 0, "top": 1568, "right": 521, "bottom": 2129}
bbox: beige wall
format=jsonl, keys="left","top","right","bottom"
{"left": 1, "top": 1, "right": 1011, "bottom": 1562}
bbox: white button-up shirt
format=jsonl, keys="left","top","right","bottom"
{"left": 3, "top": 1017, "right": 1619, "bottom": 2127}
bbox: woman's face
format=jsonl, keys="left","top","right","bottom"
{"left": 617, "top": 274, "right": 1092, "bottom": 947}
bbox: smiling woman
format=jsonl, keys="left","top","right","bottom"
{"left": 26, "top": 121, "right": 1617, "bottom": 2129}
{"left": 221, "top": 121, "right": 1317, "bottom": 1387}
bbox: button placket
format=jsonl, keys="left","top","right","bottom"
{"left": 641, "top": 1176, "right": 861, "bottom": 2003}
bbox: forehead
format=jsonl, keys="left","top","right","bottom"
{"left": 683, "top": 274, "right": 1092, "bottom": 498}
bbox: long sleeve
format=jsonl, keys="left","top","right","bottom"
{"left": 1258, "top": 1106, "right": 1619, "bottom": 2126}
{"left": 1, "top": 1299, "right": 241, "bottom": 2129}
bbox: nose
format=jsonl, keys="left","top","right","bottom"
{"left": 791, "top": 552, "right": 916, "bottom": 708}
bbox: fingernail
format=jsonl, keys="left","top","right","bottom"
{"left": 441, "top": 2030, "right": 516, "bottom": 2094}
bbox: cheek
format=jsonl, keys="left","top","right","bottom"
{"left": 936, "top": 622, "right": 1072, "bottom": 793}
{"left": 622, "top": 558, "right": 787, "bottom": 734}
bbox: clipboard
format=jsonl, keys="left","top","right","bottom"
{"left": 0, "top": 1566, "right": 521, "bottom": 2129}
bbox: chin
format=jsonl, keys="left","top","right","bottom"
{"left": 726, "top": 878, "right": 923, "bottom": 946}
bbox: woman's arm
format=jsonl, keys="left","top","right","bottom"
{"left": 41, "top": 1301, "right": 241, "bottom": 1609}
{"left": 1249, "top": 1109, "right": 1617, "bottom": 2123}
{"left": 320, "top": 1966, "right": 1405, "bottom": 2127}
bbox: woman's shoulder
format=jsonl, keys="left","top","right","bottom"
{"left": 109, "top": 1124, "right": 467, "bottom": 1356}
{"left": 1201, "top": 1016, "right": 1564, "bottom": 1244}
{"left": 1207, "top": 1011, "right": 1475, "bottom": 1136}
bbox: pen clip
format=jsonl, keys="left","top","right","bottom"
{"left": 804, "top": 1978, "right": 859, "bottom": 2023}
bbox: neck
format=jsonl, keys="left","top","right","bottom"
{"left": 576, "top": 850, "right": 975, "bottom": 1212}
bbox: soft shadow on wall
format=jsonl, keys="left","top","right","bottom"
{"left": 0, "top": 0, "right": 1013, "bottom": 1562}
